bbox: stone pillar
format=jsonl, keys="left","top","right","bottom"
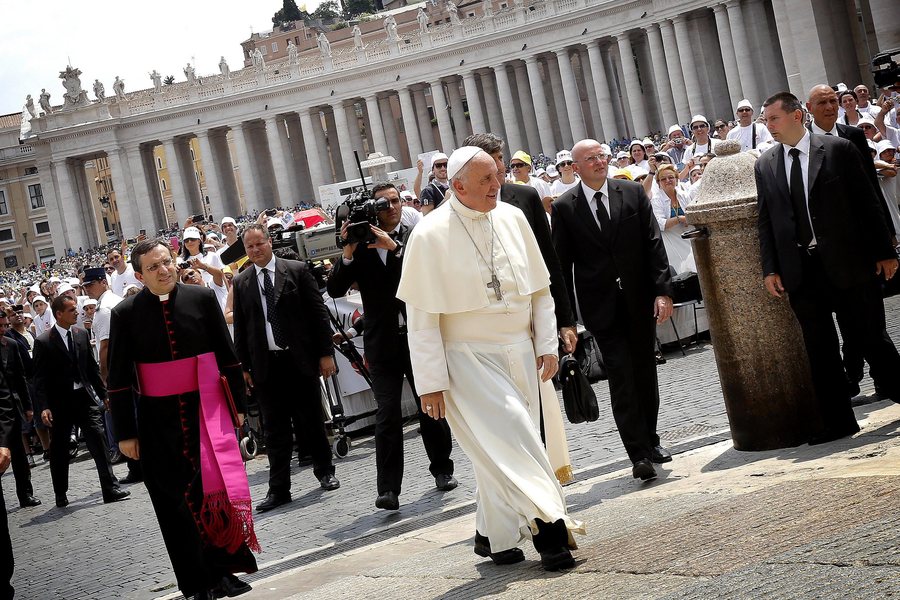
{"left": 284, "top": 114, "right": 314, "bottom": 202}
{"left": 769, "top": 0, "right": 803, "bottom": 97}
{"left": 524, "top": 56, "right": 556, "bottom": 156}
{"left": 365, "top": 95, "right": 389, "bottom": 154}
{"left": 724, "top": 0, "right": 760, "bottom": 107}
{"left": 555, "top": 48, "right": 587, "bottom": 142}
{"left": 299, "top": 109, "right": 326, "bottom": 201}
{"left": 512, "top": 62, "right": 541, "bottom": 155}
{"left": 36, "top": 160, "right": 67, "bottom": 257}
{"left": 71, "top": 160, "right": 100, "bottom": 247}
{"left": 869, "top": 0, "right": 900, "bottom": 51}
{"left": 616, "top": 33, "right": 650, "bottom": 138}
{"left": 160, "top": 137, "right": 191, "bottom": 224}
{"left": 480, "top": 71, "right": 506, "bottom": 143}
{"left": 346, "top": 103, "right": 366, "bottom": 157}
{"left": 104, "top": 148, "right": 139, "bottom": 238}
{"left": 585, "top": 40, "right": 619, "bottom": 141}
{"left": 230, "top": 124, "right": 263, "bottom": 212}
{"left": 712, "top": 4, "right": 745, "bottom": 108}
{"left": 52, "top": 161, "right": 89, "bottom": 251}
{"left": 659, "top": 20, "right": 691, "bottom": 124}
{"left": 331, "top": 102, "right": 359, "bottom": 178}
{"left": 430, "top": 80, "right": 455, "bottom": 152}
{"left": 492, "top": 63, "right": 525, "bottom": 154}
{"left": 263, "top": 116, "right": 295, "bottom": 207}
{"left": 397, "top": 88, "right": 423, "bottom": 161}
{"left": 671, "top": 16, "right": 706, "bottom": 117}
{"left": 446, "top": 77, "right": 469, "bottom": 146}
{"left": 194, "top": 131, "right": 226, "bottom": 220}
{"left": 210, "top": 132, "right": 242, "bottom": 217}
{"left": 685, "top": 140, "right": 816, "bottom": 450}
{"left": 412, "top": 86, "right": 436, "bottom": 151}
{"left": 461, "top": 72, "right": 486, "bottom": 135}
{"left": 125, "top": 145, "right": 158, "bottom": 232}
{"left": 141, "top": 145, "right": 170, "bottom": 227}
{"left": 644, "top": 24, "right": 679, "bottom": 127}
{"left": 544, "top": 56, "right": 572, "bottom": 148}
{"left": 379, "top": 95, "right": 405, "bottom": 165}
{"left": 276, "top": 119, "right": 303, "bottom": 206}
{"left": 311, "top": 109, "right": 334, "bottom": 182}
{"left": 576, "top": 48, "right": 602, "bottom": 140}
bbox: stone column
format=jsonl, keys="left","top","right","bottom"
{"left": 36, "top": 160, "right": 67, "bottom": 257}
{"left": 555, "top": 48, "right": 587, "bottom": 142}
{"left": 346, "top": 103, "right": 366, "bottom": 157}
{"left": 492, "top": 63, "right": 525, "bottom": 153}
{"left": 480, "top": 71, "right": 505, "bottom": 143}
{"left": 379, "top": 95, "right": 405, "bottom": 164}
{"left": 512, "top": 62, "right": 541, "bottom": 154}
{"left": 461, "top": 72, "right": 486, "bottom": 135}
{"left": 769, "top": 0, "right": 803, "bottom": 96}
{"left": 712, "top": 4, "right": 745, "bottom": 108}
{"left": 284, "top": 114, "right": 314, "bottom": 202}
{"left": 299, "top": 109, "right": 326, "bottom": 200}
{"left": 659, "top": 20, "right": 691, "bottom": 124}
{"left": 141, "top": 145, "right": 170, "bottom": 227}
{"left": 544, "top": 56, "right": 572, "bottom": 148}
{"left": 125, "top": 145, "right": 158, "bottom": 232}
{"left": 331, "top": 102, "right": 359, "bottom": 178}
{"left": 644, "top": 24, "right": 679, "bottom": 127}
{"left": 446, "top": 77, "right": 469, "bottom": 146}
{"left": 412, "top": 86, "right": 436, "bottom": 150}
{"left": 104, "top": 148, "right": 139, "bottom": 238}
{"left": 577, "top": 48, "right": 603, "bottom": 140}
{"left": 194, "top": 131, "right": 226, "bottom": 219}
{"left": 524, "top": 56, "right": 556, "bottom": 156}
{"left": 365, "top": 95, "right": 389, "bottom": 154}
{"left": 724, "top": 0, "right": 760, "bottom": 107}
{"left": 312, "top": 110, "right": 334, "bottom": 182}
{"left": 230, "top": 124, "right": 263, "bottom": 212}
{"left": 397, "top": 88, "right": 423, "bottom": 161}
{"left": 276, "top": 120, "right": 302, "bottom": 206}
{"left": 616, "top": 33, "right": 650, "bottom": 138}
{"left": 160, "top": 137, "right": 191, "bottom": 224}
{"left": 585, "top": 40, "right": 619, "bottom": 141}
{"left": 869, "top": 0, "right": 900, "bottom": 51}
{"left": 210, "top": 132, "right": 242, "bottom": 217}
{"left": 52, "top": 161, "right": 89, "bottom": 251}
{"left": 263, "top": 116, "right": 295, "bottom": 207}
{"left": 671, "top": 16, "right": 707, "bottom": 117}
{"left": 430, "top": 80, "right": 455, "bottom": 152}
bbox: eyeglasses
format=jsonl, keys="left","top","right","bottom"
{"left": 558, "top": 161, "right": 573, "bottom": 167}
{"left": 715, "top": 124, "right": 727, "bottom": 130}
{"left": 691, "top": 124, "right": 709, "bottom": 131}
{"left": 433, "top": 162, "right": 448, "bottom": 169}
{"left": 737, "top": 108, "right": 753, "bottom": 113}
{"left": 509, "top": 162, "right": 528, "bottom": 169}
{"left": 144, "top": 258, "right": 175, "bottom": 273}
{"left": 579, "top": 154, "right": 610, "bottom": 164}
{"left": 860, "top": 125, "right": 875, "bottom": 129}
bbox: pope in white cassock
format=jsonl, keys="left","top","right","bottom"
{"left": 397, "top": 147, "right": 584, "bottom": 571}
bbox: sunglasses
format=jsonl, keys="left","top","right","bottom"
{"left": 715, "top": 124, "right": 727, "bottom": 130}
{"left": 509, "top": 163, "right": 528, "bottom": 169}
{"left": 557, "top": 161, "right": 573, "bottom": 167}
{"left": 737, "top": 108, "right": 753, "bottom": 113}
{"left": 691, "top": 124, "right": 709, "bottom": 130}
{"left": 433, "top": 162, "right": 448, "bottom": 169}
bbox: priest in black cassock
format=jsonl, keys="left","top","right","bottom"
{"left": 107, "top": 239, "right": 258, "bottom": 600}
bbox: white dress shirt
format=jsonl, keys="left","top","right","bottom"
{"left": 254, "top": 255, "right": 283, "bottom": 351}
{"left": 783, "top": 130, "right": 816, "bottom": 247}
{"left": 582, "top": 180, "right": 611, "bottom": 233}
{"left": 54, "top": 323, "right": 83, "bottom": 389}
{"left": 810, "top": 121, "right": 838, "bottom": 136}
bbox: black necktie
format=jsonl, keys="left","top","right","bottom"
{"left": 66, "top": 330, "right": 76, "bottom": 361}
{"left": 262, "top": 268, "right": 289, "bottom": 349}
{"left": 789, "top": 148, "right": 813, "bottom": 248}
{"left": 595, "top": 192, "right": 611, "bottom": 243}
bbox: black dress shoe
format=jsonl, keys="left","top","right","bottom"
{"left": 539, "top": 547, "right": 576, "bottom": 571}
{"left": 809, "top": 421, "right": 860, "bottom": 445}
{"left": 120, "top": 471, "right": 144, "bottom": 484}
{"left": 319, "top": 473, "right": 340, "bottom": 491}
{"left": 375, "top": 491, "right": 399, "bottom": 511}
{"left": 19, "top": 495, "right": 41, "bottom": 508}
{"left": 434, "top": 473, "right": 458, "bottom": 491}
{"left": 103, "top": 488, "right": 131, "bottom": 503}
{"left": 191, "top": 589, "right": 216, "bottom": 600}
{"left": 632, "top": 459, "right": 657, "bottom": 481}
{"left": 474, "top": 532, "right": 525, "bottom": 565}
{"left": 256, "top": 492, "right": 292, "bottom": 512}
{"left": 55, "top": 494, "right": 69, "bottom": 508}
{"left": 214, "top": 574, "right": 252, "bottom": 598}
{"left": 650, "top": 445, "right": 672, "bottom": 464}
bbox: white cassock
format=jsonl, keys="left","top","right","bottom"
{"left": 398, "top": 193, "right": 584, "bottom": 553}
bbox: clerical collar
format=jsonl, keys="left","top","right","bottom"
{"left": 449, "top": 193, "right": 490, "bottom": 220}
{"left": 149, "top": 284, "right": 177, "bottom": 302}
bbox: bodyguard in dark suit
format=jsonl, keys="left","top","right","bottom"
{"left": 0, "top": 373, "right": 17, "bottom": 600}
{"left": 756, "top": 91, "right": 900, "bottom": 444}
{"left": 33, "top": 296, "right": 129, "bottom": 507}
{"left": 327, "top": 183, "right": 456, "bottom": 511}
{"left": 233, "top": 224, "right": 340, "bottom": 512}
{"left": 553, "top": 139, "right": 674, "bottom": 481}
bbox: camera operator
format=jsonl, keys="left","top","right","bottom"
{"left": 327, "top": 183, "right": 456, "bottom": 512}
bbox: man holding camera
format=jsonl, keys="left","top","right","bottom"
{"left": 327, "top": 183, "right": 456, "bottom": 511}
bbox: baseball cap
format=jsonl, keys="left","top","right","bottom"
{"left": 221, "top": 217, "right": 237, "bottom": 227}
{"left": 183, "top": 227, "right": 202, "bottom": 240}
{"left": 555, "top": 150, "right": 573, "bottom": 165}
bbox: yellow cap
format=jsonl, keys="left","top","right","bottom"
{"left": 511, "top": 150, "right": 532, "bottom": 166}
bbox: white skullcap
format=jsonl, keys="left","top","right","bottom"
{"left": 835, "top": 82, "right": 848, "bottom": 92}
{"left": 736, "top": 99, "right": 753, "bottom": 110}
{"left": 447, "top": 146, "right": 484, "bottom": 180}
{"left": 876, "top": 139, "right": 897, "bottom": 154}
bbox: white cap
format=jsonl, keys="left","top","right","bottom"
{"left": 266, "top": 217, "right": 283, "bottom": 229}
{"left": 32, "top": 295, "right": 47, "bottom": 304}
{"left": 205, "top": 231, "right": 220, "bottom": 240}
{"left": 835, "top": 82, "right": 848, "bottom": 92}
{"left": 49, "top": 276, "right": 61, "bottom": 283}
{"left": 221, "top": 217, "right": 237, "bottom": 226}
{"left": 641, "top": 137, "right": 655, "bottom": 147}
{"left": 446, "top": 146, "right": 484, "bottom": 179}
{"left": 22, "top": 313, "right": 33, "bottom": 320}
{"left": 83, "top": 299, "right": 98, "bottom": 307}
{"left": 876, "top": 139, "right": 896, "bottom": 155}
{"left": 690, "top": 165, "right": 702, "bottom": 174}
{"left": 546, "top": 165, "right": 558, "bottom": 178}
{"left": 67, "top": 277, "right": 80, "bottom": 286}
{"left": 430, "top": 152, "right": 449, "bottom": 171}
{"left": 857, "top": 115, "right": 876, "bottom": 127}
{"left": 555, "top": 150, "right": 573, "bottom": 165}
{"left": 736, "top": 99, "right": 753, "bottom": 111}
{"left": 616, "top": 151, "right": 628, "bottom": 160}
{"left": 867, "top": 139, "right": 878, "bottom": 151}
{"left": 28, "top": 285, "right": 39, "bottom": 294}
{"left": 628, "top": 139, "right": 644, "bottom": 151}
{"left": 400, "top": 191, "right": 414, "bottom": 199}
{"left": 691, "top": 114, "right": 709, "bottom": 127}
{"left": 534, "top": 168, "right": 546, "bottom": 177}
{"left": 57, "top": 283, "right": 74, "bottom": 296}
{"left": 183, "top": 227, "right": 202, "bottom": 240}
{"left": 667, "top": 125, "right": 683, "bottom": 137}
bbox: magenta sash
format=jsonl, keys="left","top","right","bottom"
{"left": 137, "top": 353, "right": 260, "bottom": 553}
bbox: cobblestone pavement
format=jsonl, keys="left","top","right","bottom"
{"left": 6, "top": 297, "right": 899, "bottom": 599}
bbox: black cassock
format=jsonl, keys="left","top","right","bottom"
{"left": 108, "top": 284, "right": 257, "bottom": 596}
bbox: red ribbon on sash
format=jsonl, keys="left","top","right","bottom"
{"left": 137, "top": 353, "right": 260, "bottom": 553}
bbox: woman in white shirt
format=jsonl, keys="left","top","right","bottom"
{"left": 651, "top": 165, "right": 695, "bottom": 274}
{"left": 628, "top": 140, "right": 649, "bottom": 171}
{"left": 180, "top": 226, "right": 228, "bottom": 310}
{"left": 839, "top": 90, "right": 864, "bottom": 127}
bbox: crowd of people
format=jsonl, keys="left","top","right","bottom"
{"left": 1, "top": 76, "right": 900, "bottom": 600}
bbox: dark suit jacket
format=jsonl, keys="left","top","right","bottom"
{"left": 327, "top": 224, "right": 410, "bottom": 367}
{"left": 756, "top": 133, "right": 894, "bottom": 292}
{"left": 500, "top": 184, "right": 576, "bottom": 328}
{"left": 0, "top": 366, "right": 13, "bottom": 450}
{"left": 33, "top": 326, "right": 105, "bottom": 415}
{"left": 0, "top": 337, "right": 30, "bottom": 421}
{"left": 233, "top": 256, "right": 334, "bottom": 381}
{"left": 552, "top": 179, "right": 672, "bottom": 334}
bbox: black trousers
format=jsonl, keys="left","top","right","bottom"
{"left": 836, "top": 285, "right": 900, "bottom": 397}
{"left": 255, "top": 352, "right": 334, "bottom": 493}
{"left": 592, "top": 292, "right": 661, "bottom": 463}
{"left": 8, "top": 414, "right": 34, "bottom": 503}
{"left": 788, "top": 251, "right": 900, "bottom": 433}
{"left": 138, "top": 391, "right": 257, "bottom": 596}
{"left": 368, "top": 343, "right": 453, "bottom": 495}
{"left": 49, "top": 388, "right": 117, "bottom": 497}
{"left": 0, "top": 478, "right": 13, "bottom": 600}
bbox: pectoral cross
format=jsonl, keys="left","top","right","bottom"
{"left": 487, "top": 273, "right": 502, "bottom": 301}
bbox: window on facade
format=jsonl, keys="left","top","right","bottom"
{"left": 261, "top": 46, "right": 267, "bottom": 55}
{"left": 35, "top": 221, "right": 50, "bottom": 235}
{"left": 38, "top": 247, "right": 55, "bottom": 260}
{"left": 161, "top": 179, "right": 168, "bottom": 191}
{"left": 0, "top": 191, "right": 8, "bottom": 216}
{"left": 0, "top": 229, "right": 13, "bottom": 243}
{"left": 28, "top": 183, "right": 44, "bottom": 209}
{"left": 157, "top": 156, "right": 163, "bottom": 169}
{"left": 24, "top": 167, "right": 38, "bottom": 176}
{"left": 272, "top": 42, "right": 278, "bottom": 53}
{"left": 295, "top": 36, "right": 300, "bottom": 45}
